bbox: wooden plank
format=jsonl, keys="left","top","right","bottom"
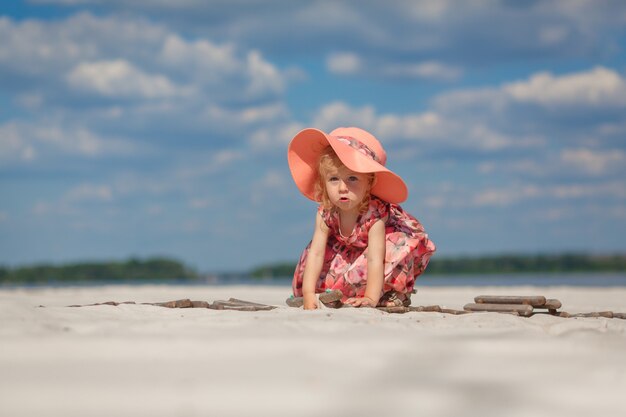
{"left": 474, "top": 295, "right": 546, "bottom": 306}
{"left": 464, "top": 303, "right": 534, "bottom": 317}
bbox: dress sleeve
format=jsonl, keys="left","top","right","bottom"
{"left": 361, "top": 197, "right": 389, "bottom": 232}
{"left": 318, "top": 204, "right": 336, "bottom": 230}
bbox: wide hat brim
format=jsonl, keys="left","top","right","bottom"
{"left": 287, "top": 128, "right": 408, "bottom": 204}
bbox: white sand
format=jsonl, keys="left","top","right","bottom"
{"left": 1, "top": 284, "right": 626, "bottom": 417}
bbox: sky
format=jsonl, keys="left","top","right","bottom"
{"left": 1, "top": 0, "right": 626, "bottom": 272}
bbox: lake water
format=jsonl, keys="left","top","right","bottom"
{"left": 7, "top": 272, "right": 625, "bottom": 288}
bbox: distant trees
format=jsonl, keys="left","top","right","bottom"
{"left": 0, "top": 257, "right": 198, "bottom": 285}
{"left": 250, "top": 253, "right": 626, "bottom": 278}
{"left": 2, "top": 253, "right": 625, "bottom": 285}
{"left": 425, "top": 253, "right": 626, "bottom": 275}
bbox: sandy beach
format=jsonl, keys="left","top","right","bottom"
{"left": 1, "top": 284, "right": 625, "bottom": 417}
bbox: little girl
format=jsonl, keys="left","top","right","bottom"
{"left": 288, "top": 126, "right": 436, "bottom": 310}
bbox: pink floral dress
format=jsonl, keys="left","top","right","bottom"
{"left": 292, "top": 196, "right": 436, "bottom": 301}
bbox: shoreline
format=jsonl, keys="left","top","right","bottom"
{"left": 3, "top": 270, "right": 626, "bottom": 290}
{"left": 2, "top": 284, "right": 626, "bottom": 417}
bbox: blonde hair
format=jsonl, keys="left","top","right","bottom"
{"left": 314, "top": 146, "right": 375, "bottom": 214}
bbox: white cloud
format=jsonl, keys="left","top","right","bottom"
{"left": 472, "top": 185, "right": 541, "bottom": 207}
{"left": 326, "top": 52, "right": 462, "bottom": 81}
{"left": 248, "top": 122, "right": 304, "bottom": 149}
{"left": 245, "top": 50, "right": 286, "bottom": 96}
{"left": 1, "top": 13, "right": 293, "bottom": 106}
{"left": 66, "top": 60, "right": 186, "bottom": 99}
{"left": 308, "top": 101, "right": 544, "bottom": 152}
{"left": 0, "top": 13, "right": 166, "bottom": 75}
{"left": 504, "top": 67, "right": 626, "bottom": 108}
{"left": 326, "top": 52, "right": 361, "bottom": 75}
{"left": 0, "top": 121, "right": 138, "bottom": 162}
{"left": 175, "top": 149, "right": 246, "bottom": 179}
{"left": 435, "top": 67, "right": 626, "bottom": 113}
{"left": 159, "top": 34, "right": 239, "bottom": 74}
{"left": 312, "top": 102, "right": 378, "bottom": 132}
{"left": 428, "top": 180, "right": 626, "bottom": 210}
{"left": 538, "top": 26, "right": 570, "bottom": 46}
{"left": 381, "top": 61, "right": 462, "bottom": 81}
{"left": 560, "top": 148, "right": 626, "bottom": 175}
{"left": 64, "top": 184, "right": 114, "bottom": 203}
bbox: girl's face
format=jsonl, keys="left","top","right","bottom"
{"left": 323, "top": 165, "right": 370, "bottom": 214}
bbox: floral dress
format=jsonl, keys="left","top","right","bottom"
{"left": 292, "top": 196, "right": 436, "bottom": 301}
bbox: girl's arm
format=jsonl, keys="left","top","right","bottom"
{"left": 345, "top": 217, "right": 386, "bottom": 307}
{"left": 301, "top": 211, "right": 329, "bottom": 310}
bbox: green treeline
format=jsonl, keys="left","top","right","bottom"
{"left": 250, "top": 253, "right": 626, "bottom": 278}
{"left": 0, "top": 257, "right": 198, "bottom": 285}
{"left": 2, "top": 253, "right": 625, "bottom": 285}
{"left": 425, "top": 253, "right": 626, "bottom": 275}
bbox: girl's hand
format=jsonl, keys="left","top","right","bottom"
{"left": 344, "top": 296, "right": 377, "bottom": 308}
{"left": 303, "top": 294, "right": 318, "bottom": 310}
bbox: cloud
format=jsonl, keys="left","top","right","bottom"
{"left": 560, "top": 148, "right": 626, "bottom": 175}
{"left": 67, "top": 59, "right": 186, "bottom": 99}
{"left": 64, "top": 184, "right": 114, "bottom": 203}
{"left": 380, "top": 61, "right": 463, "bottom": 82}
{"left": 309, "top": 101, "right": 543, "bottom": 153}
{"left": 26, "top": 0, "right": 626, "bottom": 69}
{"left": 0, "top": 13, "right": 293, "bottom": 106}
{"left": 327, "top": 52, "right": 463, "bottom": 81}
{"left": 426, "top": 180, "right": 626, "bottom": 210}
{"left": 326, "top": 52, "right": 361, "bottom": 75}
{"left": 0, "top": 121, "right": 138, "bottom": 163}
{"left": 504, "top": 67, "right": 626, "bottom": 108}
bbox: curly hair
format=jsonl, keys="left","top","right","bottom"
{"left": 314, "top": 146, "right": 375, "bottom": 214}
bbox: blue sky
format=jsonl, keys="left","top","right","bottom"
{"left": 1, "top": 0, "right": 626, "bottom": 272}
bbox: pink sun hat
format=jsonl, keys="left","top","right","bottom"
{"left": 287, "top": 126, "right": 408, "bottom": 204}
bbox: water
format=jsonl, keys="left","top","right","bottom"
{"left": 3, "top": 272, "right": 626, "bottom": 288}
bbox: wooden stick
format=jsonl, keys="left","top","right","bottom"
{"left": 228, "top": 298, "right": 274, "bottom": 308}
{"left": 152, "top": 299, "right": 193, "bottom": 308}
{"left": 377, "top": 306, "right": 409, "bottom": 314}
{"left": 474, "top": 295, "right": 546, "bottom": 306}
{"left": 211, "top": 300, "right": 276, "bottom": 311}
{"left": 570, "top": 311, "right": 614, "bottom": 318}
{"left": 408, "top": 305, "right": 442, "bottom": 313}
{"left": 464, "top": 303, "right": 534, "bottom": 317}
{"left": 533, "top": 299, "right": 562, "bottom": 310}
{"left": 440, "top": 308, "right": 471, "bottom": 315}
{"left": 191, "top": 301, "right": 210, "bottom": 308}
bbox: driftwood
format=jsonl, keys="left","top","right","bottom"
{"left": 66, "top": 294, "right": 624, "bottom": 319}
{"left": 464, "top": 303, "right": 534, "bottom": 317}
{"left": 472, "top": 295, "right": 562, "bottom": 316}
{"left": 68, "top": 298, "right": 276, "bottom": 311}
{"left": 210, "top": 298, "right": 276, "bottom": 311}
{"left": 475, "top": 295, "right": 547, "bottom": 307}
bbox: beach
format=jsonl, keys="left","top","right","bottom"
{"left": 1, "top": 284, "right": 625, "bottom": 417}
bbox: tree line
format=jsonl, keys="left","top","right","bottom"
{"left": 0, "top": 257, "right": 198, "bottom": 285}
{"left": 250, "top": 253, "right": 626, "bottom": 278}
{"left": 2, "top": 253, "right": 625, "bottom": 285}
